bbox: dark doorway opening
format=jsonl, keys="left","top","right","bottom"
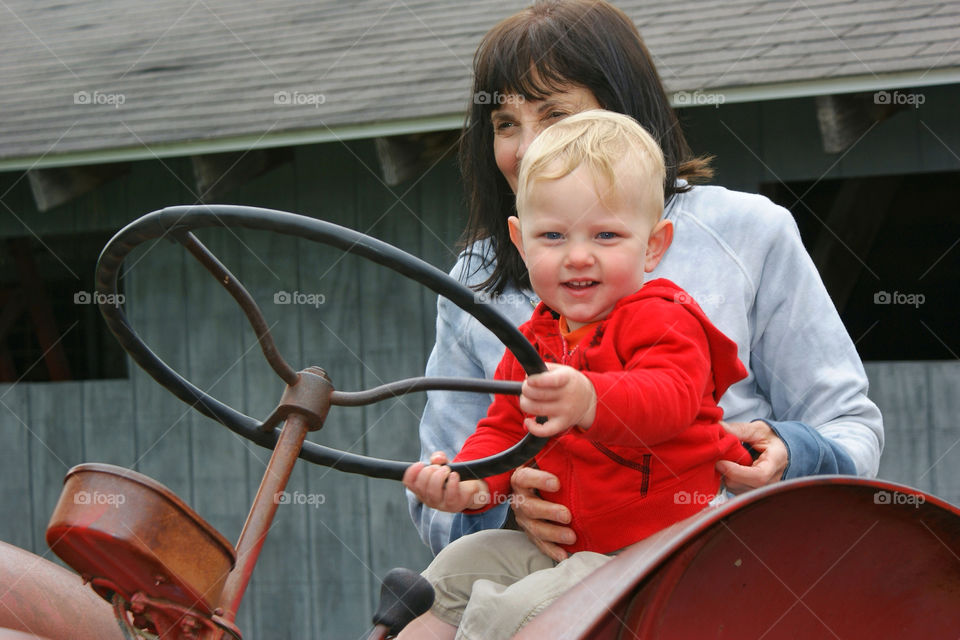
{"left": 1, "top": 232, "right": 127, "bottom": 382}
{"left": 763, "top": 171, "right": 959, "bottom": 361}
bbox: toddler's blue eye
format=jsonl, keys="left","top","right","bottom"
{"left": 597, "top": 232, "right": 618, "bottom": 240}
{"left": 543, "top": 232, "right": 563, "bottom": 240}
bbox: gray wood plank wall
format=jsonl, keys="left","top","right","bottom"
{"left": 1, "top": 85, "right": 958, "bottom": 638}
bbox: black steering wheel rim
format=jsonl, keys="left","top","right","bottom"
{"left": 95, "top": 205, "right": 548, "bottom": 480}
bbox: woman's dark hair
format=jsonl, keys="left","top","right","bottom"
{"left": 459, "top": 0, "right": 713, "bottom": 294}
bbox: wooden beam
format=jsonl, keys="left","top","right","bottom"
{"left": 27, "top": 163, "right": 129, "bottom": 212}
{"left": 191, "top": 147, "right": 293, "bottom": 201}
{"left": 374, "top": 130, "right": 460, "bottom": 186}
{"left": 814, "top": 92, "right": 905, "bottom": 154}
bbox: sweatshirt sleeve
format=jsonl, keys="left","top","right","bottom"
{"left": 766, "top": 419, "right": 857, "bottom": 478}
{"left": 748, "top": 207, "right": 883, "bottom": 477}
{"left": 583, "top": 301, "right": 714, "bottom": 447}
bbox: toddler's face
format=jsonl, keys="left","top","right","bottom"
{"left": 510, "top": 165, "right": 667, "bottom": 330}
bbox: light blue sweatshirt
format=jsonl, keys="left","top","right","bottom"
{"left": 409, "top": 184, "right": 884, "bottom": 555}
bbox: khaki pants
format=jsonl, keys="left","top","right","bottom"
{"left": 423, "top": 530, "right": 612, "bottom": 640}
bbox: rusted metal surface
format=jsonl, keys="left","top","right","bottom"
{"left": 516, "top": 477, "right": 960, "bottom": 639}
{"left": 216, "top": 411, "right": 314, "bottom": 625}
{"left": 260, "top": 366, "right": 333, "bottom": 432}
{"left": 111, "top": 592, "right": 239, "bottom": 640}
{"left": 0, "top": 540, "right": 123, "bottom": 640}
{"left": 46, "top": 464, "right": 236, "bottom": 616}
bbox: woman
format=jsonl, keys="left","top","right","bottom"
{"left": 409, "top": 0, "right": 883, "bottom": 563}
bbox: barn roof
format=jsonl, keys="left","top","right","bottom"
{"left": 1, "top": 0, "right": 958, "bottom": 170}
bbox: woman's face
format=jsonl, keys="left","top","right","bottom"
{"left": 491, "top": 85, "right": 601, "bottom": 193}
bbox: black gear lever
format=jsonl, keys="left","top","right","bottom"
{"left": 367, "top": 567, "right": 436, "bottom": 639}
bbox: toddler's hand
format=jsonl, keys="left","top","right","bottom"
{"left": 519, "top": 364, "right": 597, "bottom": 436}
{"left": 403, "top": 452, "right": 489, "bottom": 512}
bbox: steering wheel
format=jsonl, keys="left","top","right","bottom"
{"left": 95, "top": 205, "right": 548, "bottom": 481}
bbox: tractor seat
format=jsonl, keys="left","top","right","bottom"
{"left": 46, "top": 463, "right": 236, "bottom": 616}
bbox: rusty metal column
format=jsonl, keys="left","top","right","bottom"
{"left": 215, "top": 411, "right": 310, "bottom": 626}
{"left": 214, "top": 367, "right": 334, "bottom": 634}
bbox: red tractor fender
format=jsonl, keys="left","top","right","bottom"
{"left": 518, "top": 476, "right": 960, "bottom": 639}
{"left": 0, "top": 540, "right": 123, "bottom": 640}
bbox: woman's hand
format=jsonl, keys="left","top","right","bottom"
{"left": 509, "top": 466, "right": 574, "bottom": 562}
{"left": 716, "top": 420, "right": 788, "bottom": 493}
{"left": 403, "top": 452, "right": 489, "bottom": 512}
{"left": 519, "top": 364, "right": 597, "bottom": 436}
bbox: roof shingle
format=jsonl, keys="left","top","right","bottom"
{"left": 0, "top": 0, "right": 956, "bottom": 167}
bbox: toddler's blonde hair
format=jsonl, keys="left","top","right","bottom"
{"left": 516, "top": 109, "right": 666, "bottom": 218}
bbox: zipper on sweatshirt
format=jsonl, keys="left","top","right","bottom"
{"left": 591, "top": 442, "right": 652, "bottom": 498}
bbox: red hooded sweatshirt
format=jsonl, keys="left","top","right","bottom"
{"left": 454, "top": 278, "right": 752, "bottom": 554}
